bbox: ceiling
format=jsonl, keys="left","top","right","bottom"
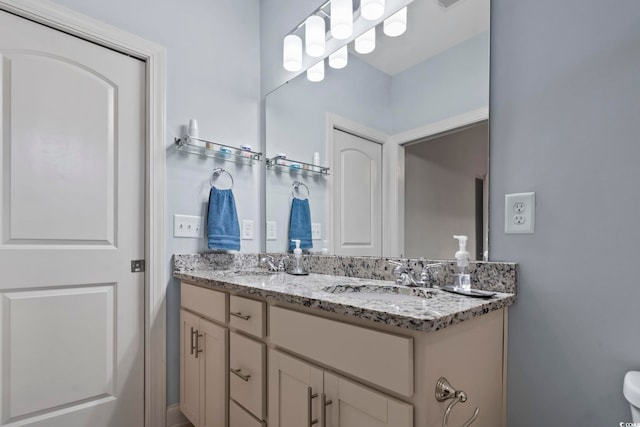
{"left": 352, "top": 0, "right": 490, "bottom": 75}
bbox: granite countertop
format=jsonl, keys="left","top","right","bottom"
{"left": 174, "top": 268, "right": 516, "bottom": 332}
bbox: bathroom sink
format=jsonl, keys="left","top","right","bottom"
{"left": 322, "top": 284, "right": 435, "bottom": 302}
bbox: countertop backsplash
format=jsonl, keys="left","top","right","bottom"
{"left": 174, "top": 253, "right": 517, "bottom": 294}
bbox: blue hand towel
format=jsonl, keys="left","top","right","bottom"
{"left": 207, "top": 188, "right": 240, "bottom": 251}
{"left": 288, "top": 198, "right": 313, "bottom": 251}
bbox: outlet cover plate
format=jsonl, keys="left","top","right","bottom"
{"left": 312, "top": 223, "right": 322, "bottom": 240}
{"left": 242, "top": 220, "right": 254, "bottom": 240}
{"left": 266, "top": 221, "right": 277, "bottom": 241}
{"left": 505, "top": 192, "right": 535, "bottom": 233}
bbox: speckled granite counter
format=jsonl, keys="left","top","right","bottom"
{"left": 174, "top": 260, "right": 517, "bottom": 332}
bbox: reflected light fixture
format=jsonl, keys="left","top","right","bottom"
{"left": 355, "top": 27, "right": 376, "bottom": 54}
{"left": 329, "top": 46, "right": 348, "bottom": 69}
{"left": 361, "top": 0, "right": 385, "bottom": 20}
{"left": 383, "top": 7, "right": 407, "bottom": 37}
{"left": 307, "top": 60, "right": 325, "bottom": 82}
{"left": 305, "top": 15, "right": 325, "bottom": 57}
{"left": 283, "top": 34, "right": 302, "bottom": 71}
{"left": 331, "top": 0, "right": 353, "bottom": 40}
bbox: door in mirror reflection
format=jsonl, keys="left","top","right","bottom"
{"left": 404, "top": 122, "right": 488, "bottom": 260}
{"left": 333, "top": 129, "right": 382, "bottom": 256}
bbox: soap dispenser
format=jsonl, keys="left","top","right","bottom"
{"left": 453, "top": 235, "right": 471, "bottom": 291}
{"left": 288, "top": 239, "right": 309, "bottom": 276}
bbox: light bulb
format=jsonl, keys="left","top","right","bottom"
{"left": 283, "top": 35, "right": 302, "bottom": 71}
{"left": 355, "top": 27, "right": 376, "bottom": 54}
{"left": 329, "top": 46, "right": 348, "bottom": 69}
{"left": 307, "top": 60, "right": 325, "bottom": 82}
{"left": 305, "top": 15, "right": 325, "bottom": 57}
{"left": 383, "top": 7, "right": 407, "bottom": 37}
{"left": 331, "top": 0, "right": 353, "bottom": 40}
{"left": 361, "top": 0, "right": 385, "bottom": 20}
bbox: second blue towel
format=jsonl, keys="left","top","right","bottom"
{"left": 288, "top": 197, "right": 313, "bottom": 251}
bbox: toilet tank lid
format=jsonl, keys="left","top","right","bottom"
{"left": 624, "top": 372, "right": 640, "bottom": 406}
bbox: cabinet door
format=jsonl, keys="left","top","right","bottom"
{"left": 200, "top": 318, "right": 228, "bottom": 427}
{"left": 180, "top": 309, "right": 201, "bottom": 426}
{"left": 269, "top": 349, "right": 323, "bottom": 427}
{"left": 324, "top": 373, "right": 413, "bottom": 427}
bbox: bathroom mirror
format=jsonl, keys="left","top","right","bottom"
{"left": 265, "top": 0, "right": 490, "bottom": 259}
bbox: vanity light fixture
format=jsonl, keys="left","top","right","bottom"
{"left": 383, "top": 6, "right": 407, "bottom": 37}
{"left": 329, "top": 45, "right": 348, "bottom": 69}
{"left": 361, "top": 0, "right": 385, "bottom": 20}
{"left": 330, "top": 0, "right": 353, "bottom": 40}
{"left": 307, "top": 60, "right": 325, "bottom": 82}
{"left": 283, "top": 34, "right": 303, "bottom": 71}
{"left": 355, "top": 27, "right": 376, "bottom": 54}
{"left": 305, "top": 15, "right": 326, "bottom": 57}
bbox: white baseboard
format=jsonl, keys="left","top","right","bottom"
{"left": 166, "top": 403, "right": 191, "bottom": 427}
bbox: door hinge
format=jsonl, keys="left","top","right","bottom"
{"left": 131, "top": 260, "right": 145, "bottom": 273}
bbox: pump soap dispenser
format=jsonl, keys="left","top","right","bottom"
{"left": 453, "top": 235, "right": 471, "bottom": 292}
{"left": 288, "top": 239, "right": 309, "bottom": 276}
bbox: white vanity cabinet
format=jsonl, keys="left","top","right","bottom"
{"left": 179, "top": 280, "right": 508, "bottom": 427}
{"left": 180, "top": 284, "right": 229, "bottom": 427}
{"left": 269, "top": 349, "right": 413, "bottom": 427}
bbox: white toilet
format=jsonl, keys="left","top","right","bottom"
{"left": 624, "top": 371, "right": 640, "bottom": 422}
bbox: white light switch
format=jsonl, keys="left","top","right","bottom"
{"left": 242, "top": 220, "right": 254, "bottom": 240}
{"left": 505, "top": 192, "right": 535, "bottom": 233}
{"left": 312, "top": 223, "right": 322, "bottom": 240}
{"left": 266, "top": 221, "right": 277, "bottom": 240}
{"left": 174, "top": 214, "right": 204, "bottom": 238}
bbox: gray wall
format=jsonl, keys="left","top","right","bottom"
{"left": 49, "top": 0, "right": 261, "bottom": 405}
{"left": 392, "top": 32, "right": 489, "bottom": 133}
{"left": 490, "top": 0, "right": 640, "bottom": 425}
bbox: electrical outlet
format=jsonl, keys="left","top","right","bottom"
{"left": 505, "top": 192, "right": 535, "bottom": 233}
{"left": 266, "top": 221, "right": 277, "bottom": 240}
{"left": 312, "top": 223, "right": 322, "bottom": 240}
{"left": 174, "top": 214, "right": 204, "bottom": 238}
{"left": 242, "top": 220, "right": 254, "bottom": 240}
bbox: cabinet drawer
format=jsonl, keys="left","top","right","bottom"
{"left": 230, "top": 399, "right": 263, "bottom": 427}
{"left": 230, "top": 331, "right": 265, "bottom": 419}
{"left": 270, "top": 306, "right": 414, "bottom": 397}
{"left": 229, "top": 295, "right": 265, "bottom": 338}
{"left": 181, "top": 282, "right": 226, "bottom": 323}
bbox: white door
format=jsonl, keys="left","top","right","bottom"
{"left": 0, "top": 11, "right": 145, "bottom": 427}
{"left": 332, "top": 129, "right": 382, "bottom": 256}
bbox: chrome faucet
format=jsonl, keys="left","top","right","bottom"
{"left": 260, "top": 255, "right": 284, "bottom": 272}
{"left": 389, "top": 260, "right": 443, "bottom": 288}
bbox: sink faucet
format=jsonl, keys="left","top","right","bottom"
{"left": 260, "top": 255, "right": 284, "bottom": 272}
{"left": 389, "top": 260, "right": 443, "bottom": 288}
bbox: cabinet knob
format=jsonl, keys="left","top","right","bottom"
{"left": 230, "top": 368, "right": 251, "bottom": 382}
{"left": 230, "top": 311, "right": 251, "bottom": 321}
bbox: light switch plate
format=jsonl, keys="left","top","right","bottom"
{"left": 266, "top": 221, "right": 277, "bottom": 240}
{"left": 312, "top": 223, "right": 322, "bottom": 240}
{"left": 174, "top": 214, "right": 204, "bottom": 238}
{"left": 242, "top": 220, "right": 254, "bottom": 240}
{"left": 505, "top": 192, "right": 535, "bottom": 233}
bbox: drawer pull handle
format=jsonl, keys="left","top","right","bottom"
{"left": 321, "top": 393, "right": 332, "bottom": 427}
{"left": 190, "top": 327, "right": 197, "bottom": 355}
{"left": 230, "top": 368, "right": 251, "bottom": 382}
{"left": 307, "top": 387, "right": 319, "bottom": 426}
{"left": 230, "top": 312, "right": 251, "bottom": 321}
{"left": 195, "top": 331, "right": 203, "bottom": 358}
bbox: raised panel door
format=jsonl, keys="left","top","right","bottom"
{"left": 200, "top": 318, "right": 228, "bottom": 427}
{"left": 268, "top": 349, "right": 323, "bottom": 427}
{"left": 180, "top": 310, "right": 201, "bottom": 426}
{"left": 324, "top": 372, "right": 413, "bottom": 427}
